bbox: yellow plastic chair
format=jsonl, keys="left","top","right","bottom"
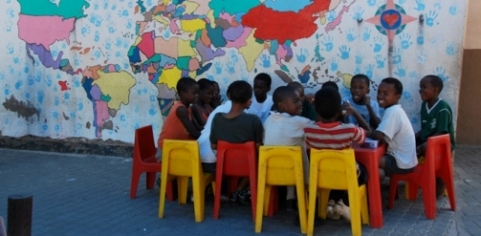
{"left": 308, "top": 148, "right": 369, "bottom": 236}
{"left": 255, "top": 146, "right": 307, "bottom": 234}
{"left": 158, "top": 140, "right": 215, "bottom": 222}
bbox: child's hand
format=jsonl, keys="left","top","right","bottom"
{"left": 363, "top": 95, "right": 371, "bottom": 106}
{"left": 342, "top": 101, "right": 355, "bottom": 116}
{"left": 305, "top": 93, "right": 315, "bottom": 104}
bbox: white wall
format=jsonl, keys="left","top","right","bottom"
{"left": 0, "top": 0, "right": 467, "bottom": 144}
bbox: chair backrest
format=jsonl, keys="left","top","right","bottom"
{"left": 258, "top": 146, "right": 303, "bottom": 185}
{"left": 309, "top": 148, "right": 358, "bottom": 190}
{"left": 217, "top": 141, "right": 257, "bottom": 176}
{"left": 134, "top": 125, "right": 157, "bottom": 162}
{"left": 162, "top": 140, "right": 201, "bottom": 176}
{"left": 424, "top": 134, "right": 452, "bottom": 174}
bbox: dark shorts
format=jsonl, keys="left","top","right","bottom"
{"left": 383, "top": 154, "right": 415, "bottom": 176}
{"left": 202, "top": 162, "right": 216, "bottom": 173}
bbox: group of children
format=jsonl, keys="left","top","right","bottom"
{"left": 156, "top": 72, "right": 455, "bottom": 223}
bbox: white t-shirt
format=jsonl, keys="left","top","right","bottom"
{"left": 376, "top": 104, "right": 418, "bottom": 169}
{"left": 264, "top": 112, "right": 314, "bottom": 182}
{"left": 346, "top": 97, "right": 380, "bottom": 126}
{"left": 198, "top": 101, "right": 232, "bottom": 163}
{"left": 247, "top": 95, "right": 274, "bottom": 124}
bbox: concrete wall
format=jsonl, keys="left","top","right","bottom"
{"left": 458, "top": 0, "right": 481, "bottom": 145}
{"left": 0, "top": 0, "right": 468, "bottom": 146}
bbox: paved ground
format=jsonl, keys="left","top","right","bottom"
{"left": 0, "top": 145, "right": 479, "bottom": 236}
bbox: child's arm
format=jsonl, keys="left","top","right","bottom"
{"left": 369, "top": 130, "right": 386, "bottom": 142}
{"left": 364, "top": 96, "right": 381, "bottom": 128}
{"left": 191, "top": 105, "right": 207, "bottom": 127}
{"left": 176, "top": 105, "right": 201, "bottom": 139}
{"left": 343, "top": 102, "right": 371, "bottom": 132}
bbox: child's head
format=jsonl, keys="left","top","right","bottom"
{"left": 273, "top": 86, "right": 302, "bottom": 115}
{"left": 419, "top": 75, "right": 443, "bottom": 102}
{"left": 314, "top": 87, "right": 342, "bottom": 121}
{"left": 350, "top": 74, "right": 370, "bottom": 103}
{"left": 177, "top": 77, "right": 199, "bottom": 105}
{"left": 377, "top": 77, "right": 403, "bottom": 108}
{"left": 287, "top": 82, "right": 305, "bottom": 101}
{"left": 197, "top": 78, "right": 215, "bottom": 104}
{"left": 227, "top": 80, "right": 253, "bottom": 108}
{"left": 211, "top": 80, "right": 220, "bottom": 96}
{"left": 321, "top": 81, "right": 339, "bottom": 91}
{"left": 253, "top": 73, "right": 272, "bottom": 100}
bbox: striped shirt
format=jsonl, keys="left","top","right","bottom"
{"left": 304, "top": 121, "right": 366, "bottom": 150}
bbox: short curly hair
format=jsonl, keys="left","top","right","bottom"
{"left": 227, "top": 81, "right": 252, "bottom": 104}
{"left": 314, "top": 87, "right": 342, "bottom": 120}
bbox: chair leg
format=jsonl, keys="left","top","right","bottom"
{"left": 249, "top": 174, "right": 258, "bottom": 222}
{"left": 267, "top": 187, "right": 279, "bottom": 216}
{"left": 347, "top": 191, "right": 361, "bottom": 236}
{"left": 158, "top": 173, "right": 169, "bottom": 218}
{"left": 166, "top": 182, "right": 175, "bottom": 201}
{"left": 192, "top": 175, "right": 204, "bottom": 222}
{"left": 442, "top": 175, "right": 456, "bottom": 211}
{"left": 146, "top": 172, "right": 156, "bottom": 189}
{"left": 177, "top": 177, "right": 189, "bottom": 204}
{"left": 307, "top": 181, "right": 318, "bottom": 236}
{"left": 319, "top": 189, "right": 329, "bottom": 219}
{"left": 130, "top": 170, "right": 141, "bottom": 199}
{"left": 255, "top": 172, "right": 267, "bottom": 233}
{"left": 296, "top": 183, "right": 307, "bottom": 234}
{"left": 421, "top": 182, "right": 437, "bottom": 219}
{"left": 361, "top": 190, "right": 370, "bottom": 225}
{"left": 213, "top": 174, "right": 223, "bottom": 219}
{"left": 388, "top": 179, "right": 399, "bottom": 209}
{"left": 263, "top": 185, "right": 272, "bottom": 217}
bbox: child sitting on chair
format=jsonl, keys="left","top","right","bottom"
{"left": 416, "top": 75, "right": 455, "bottom": 198}
{"left": 304, "top": 87, "right": 370, "bottom": 222}
{"left": 157, "top": 77, "right": 201, "bottom": 160}
{"left": 369, "top": 77, "right": 418, "bottom": 179}
{"left": 191, "top": 78, "right": 215, "bottom": 128}
{"left": 247, "top": 73, "right": 274, "bottom": 124}
{"left": 287, "top": 82, "right": 317, "bottom": 121}
{"left": 210, "top": 81, "right": 264, "bottom": 204}
{"left": 264, "top": 86, "right": 315, "bottom": 211}
{"left": 343, "top": 74, "right": 381, "bottom": 129}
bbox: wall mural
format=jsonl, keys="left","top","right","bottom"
{"left": 0, "top": 0, "right": 466, "bottom": 144}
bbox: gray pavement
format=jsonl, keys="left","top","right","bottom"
{"left": 0, "top": 145, "right": 479, "bottom": 236}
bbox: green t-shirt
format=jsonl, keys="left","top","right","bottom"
{"left": 301, "top": 99, "right": 317, "bottom": 121}
{"left": 420, "top": 99, "right": 455, "bottom": 150}
{"left": 210, "top": 112, "right": 264, "bottom": 145}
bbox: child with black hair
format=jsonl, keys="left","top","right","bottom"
{"left": 264, "top": 86, "right": 314, "bottom": 211}
{"left": 369, "top": 77, "right": 418, "bottom": 180}
{"left": 416, "top": 75, "right": 455, "bottom": 198}
{"left": 344, "top": 74, "right": 381, "bottom": 128}
{"left": 158, "top": 77, "right": 201, "bottom": 159}
{"left": 287, "top": 82, "right": 317, "bottom": 121}
{"left": 304, "top": 87, "right": 370, "bottom": 222}
{"left": 321, "top": 81, "right": 339, "bottom": 91}
{"left": 210, "top": 80, "right": 264, "bottom": 204}
{"left": 192, "top": 78, "right": 215, "bottom": 127}
{"left": 210, "top": 81, "right": 223, "bottom": 109}
{"left": 247, "top": 73, "right": 274, "bottom": 123}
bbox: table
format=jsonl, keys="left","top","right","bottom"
{"left": 353, "top": 143, "right": 386, "bottom": 229}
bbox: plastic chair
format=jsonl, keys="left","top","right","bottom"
{"left": 388, "top": 134, "right": 456, "bottom": 219}
{"left": 308, "top": 148, "right": 369, "bottom": 236}
{"left": 213, "top": 141, "right": 258, "bottom": 220}
{"left": 130, "top": 125, "right": 174, "bottom": 200}
{"left": 255, "top": 146, "right": 307, "bottom": 234}
{"left": 158, "top": 140, "right": 215, "bottom": 222}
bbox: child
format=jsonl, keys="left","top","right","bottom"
{"left": 343, "top": 74, "right": 381, "bottom": 128}
{"left": 304, "top": 87, "right": 369, "bottom": 222}
{"left": 158, "top": 77, "right": 201, "bottom": 159}
{"left": 264, "top": 86, "right": 314, "bottom": 210}
{"left": 416, "top": 75, "right": 455, "bottom": 197}
{"left": 247, "top": 73, "right": 274, "bottom": 123}
{"left": 192, "top": 78, "right": 215, "bottom": 127}
{"left": 321, "top": 81, "right": 339, "bottom": 91}
{"left": 210, "top": 81, "right": 222, "bottom": 109}
{"left": 369, "top": 77, "right": 418, "bottom": 180}
{"left": 287, "top": 82, "right": 317, "bottom": 121}
{"left": 210, "top": 80, "right": 264, "bottom": 204}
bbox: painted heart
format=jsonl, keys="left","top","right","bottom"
{"left": 383, "top": 13, "right": 399, "bottom": 27}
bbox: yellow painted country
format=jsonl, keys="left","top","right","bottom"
{"left": 159, "top": 67, "right": 183, "bottom": 90}
{"left": 92, "top": 70, "right": 136, "bottom": 110}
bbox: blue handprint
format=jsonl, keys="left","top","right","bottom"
{"left": 36, "top": 91, "right": 45, "bottom": 104}
{"left": 296, "top": 48, "right": 309, "bottom": 63}
{"left": 391, "top": 48, "right": 402, "bottom": 64}
{"left": 115, "top": 37, "right": 123, "bottom": 48}
{"left": 367, "top": 0, "right": 376, "bottom": 7}
{"left": 321, "top": 35, "right": 334, "bottom": 52}
{"left": 449, "top": 4, "right": 458, "bottom": 16}
{"left": 396, "top": 0, "right": 406, "bottom": 5}
{"left": 365, "top": 65, "right": 374, "bottom": 80}
{"left": 260, "top": 54, "right": 271, "bottom": 68}
{"left": 446, "top": 42, "right": 458, "bottom": 56}
{"left": 6, "top": 43, "right": 14, "bottom": 54}
{"left": 93, "top": 2, "right": 99, "bottom": 10}
{"left": 214, "top": 62, "right": 223, "bottom": 74}
{"left": 330, "top": 58, "right": 338, "bottom": 71}
{"left": 338, "top": 45, "right": 351, "bottom": 60}
{"left": 417, "top": 49, "right": 426, "bottom": 64}
{"left": 35, "top": 73, "right": 41, "bottom": 83}
{"left": 409, "top": 71, "right": 418, "bottom": 80}
{"left": 46, "top": 75, "right": 52, "bottom": 87}
{"left": 4, "top": 21, "right": 12, "bottom": 32}
{"left": 15, "top": 80, "right": 23, "bottom": 90}
{"left": 435, "top": 67, "right": 449, "bottom": 81}
{"left": 27, "top": 76, "right": 35, "bottom": 86}
{"left": 434, "top": 0, "right": 441, "bottom": 10}
{"left": 4, "top": 84, "right": 11, "bottom": 96}
{"left": 163, "top": 29, "right": 171, "bottom": 39}
{"left": 352, "top": 6, "right": 364, "bottom": 21}
{"left": 394, "top": 65, "right": 407, "bottom": 77}
{"left": 414, "top": 0, "right": 425, "bottom": 11}
{"left": 346, "top": 28, "right": 356, "bottom": 42}
{"left": 77, "top": 101, "right": 84, "bottom": 111}
{"left": 0, "top": 72, "right": 4, "bottom": 81}
{"left": 375, "top": 55, "right": 386, "bottom": 69}
{"left": 104, "top": 38, "right": 113, "bottom": 50}
{"left": 326, "top": 11, "right": 336, "bottom": 22}
{"left": 362, "top": 27, "right": 371, "bottom": 41}
{"left": 425, "top": 11, "right": 438, "bottom": 27}
{"left": 226, "top": 61, "right": 235, "bottom": 74}
{"left": 102, "top": 0, "right": 109, "bottom": 9}
{"left": 118, "top": 8, "right": 129, "bottom": 18}
{"left": 54, "top": 96, "right": 60, "bottom": 106}
{"left": 13, "top": 57, "right": 19, "bottom": 64}
{"left": 94, "top": 30, "right": 100, "bottom": 42}
{"left": 51, "top": 110, "right": 59, "bottom": 119}
{"left": 229, "top": 50, "right": 239, "bottom": 63}
{"left": 417, "top": 34, "right": 424, "bottom": 45}
{"left": 89, "top": 13, "right": 103, "bottom": 27}
{"left": 355, "top": 54, "right": 363, "bottom": 65}
{"left": 149, "top": 104, "right": 158, "bottom": 116}
{"left": 63, "top": 93, "right": 71, "bottom": 105}
{"left": 372, "top": 37, "right": 384, "bottom": 53}
{"left": 24, "top": 66, "right": 29, "bottom": 73}
{"left": 399, "top": 33, "right": 412, "bottom": 50}
{"left": 126, "top": 19, "right": 133, "bottom": 29}
{"left": 24, "top": 92, "right": 31, "bottom": 100}
{"left": 107, "top": 22, "right": 116, "bottom": 34}
{"left": 123, "top": 38, "right": 130, "bottom": 49}
{"left": 354, "top": 66, "right": 361, "bottom": 75}
{"left": 7, "top": 8, "right": 14, "bottom": 18}
{"left": 81, "top": 25, "right": 90, "bottom": 37}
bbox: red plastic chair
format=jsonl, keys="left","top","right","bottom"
{"left": 388, "top": 134, "right": 456, "bottom": 219}
{"left": 213, "top": 141, "right": 258, "bottom": 220}
{"left": 130, "top": 125, "right": 174, "bottom": 200}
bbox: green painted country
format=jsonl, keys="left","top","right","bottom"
{"left": 17, "top": 0, "right": 90, "bottom": 19}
